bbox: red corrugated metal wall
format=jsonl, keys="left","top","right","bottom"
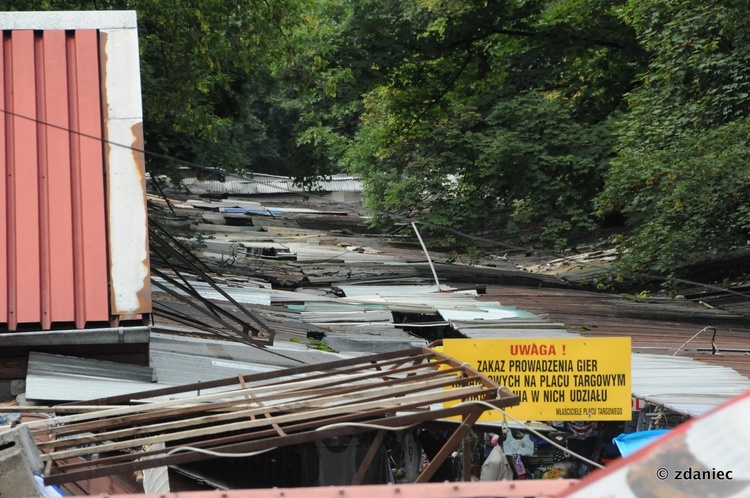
{"left": 0, "top": 29, "right": 110, "bottom": 331}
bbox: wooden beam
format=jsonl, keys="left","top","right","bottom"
{"left": 415, "top": 411, "right": 481, "bottom": 483}
{"left": 44, "top": 397, "right": 506, "bottom": 486}
{"left": 351, "top": 430, "right": 386, "bottom": 485}
{"left": 462, "top": 435, "right": 472, "bottom": 481}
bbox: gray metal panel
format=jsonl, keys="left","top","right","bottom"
{"left": 457, "top": 329, "right": 583, "bottom": 339}
{"left": 28, "top": 351, "right": 154, "bottom": 382}
{"left": 150, "top": 350, "right": 284, "bottom": 385}
{"left": 0, "top": 326, "right": 149, "bottom": 346}
{"left": 322, "top": 336, "right": 427, "bottom": 354}
{"left": 182, "top": 176, "right": 363, "bottom": 195}
{"left": 150, "top": 332, "right": 356, "bottom": 370}
{"left": 26, "top": 352, "right": 159, "bottom": 402}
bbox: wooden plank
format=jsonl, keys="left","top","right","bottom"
{"left": 41, "top": 385, "right": 487, "bottom": 461}
{"left": 37, "top": 375, "right": 480, "bottom": 450}
{"left": 462, "top": 435, "right": 471, "bottom": 481}
{"left": 27, "top": 359, "right": 444, "bottom": 432}
{"left": 39, "top": 365, "right": 465, "bottom": 442}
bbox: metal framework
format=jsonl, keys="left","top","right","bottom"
{"left": 14, "top": 347, "right": 519, "bottom": 486}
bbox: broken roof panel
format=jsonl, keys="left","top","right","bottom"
{"left": 181, "top": 174, "right": 363, "bottom": 196}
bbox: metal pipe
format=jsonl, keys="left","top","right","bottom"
{"left": 411, "top": 222, "right": 441, "bottom": 289}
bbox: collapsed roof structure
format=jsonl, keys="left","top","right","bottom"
{"left": 19, "top": 348, "right": 519, "bottom": 490}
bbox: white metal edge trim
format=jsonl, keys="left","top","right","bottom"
{"left": 100, "top": 24, "right": 150, "bottom": 314}
{"left": 105, "top": 119, "right": 150, "bottom": 313}
{"left": 0, "top": 10, "right": 137, "bottom": 30}
{"left": 100, "top": 27, "right": 143, "bottom": 120}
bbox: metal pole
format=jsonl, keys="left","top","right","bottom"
{"left": 411, "top": 222, "right": 441, "bottom": 289}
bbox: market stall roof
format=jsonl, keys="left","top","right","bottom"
{"left": 14, "top": 347, "right": 519, "bottom": 487}
{"left": 151, "top": 269, "right": 750, "bottom": 419}
{"left": 631, "top": 354, "right": 750, "bottom": 417}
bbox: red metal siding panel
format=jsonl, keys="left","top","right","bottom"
{"left": 67, "top": 30, "right": 109, "bottom": 326}
{"left": 10, "top": 30, "right": 41, "bottom": 327}
{"left": 41, "top": 30, "right": 75, "bottom": 325}
{"left": 36, "top": 31, "right": 52, "bottom": 329}
{"left": 0, "top": 29, "right": 110, "bottom": 331}
{"left": 0, "top": 37, "right": 6, "bottom": 325}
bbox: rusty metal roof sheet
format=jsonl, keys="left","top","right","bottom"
{"left": 481, "top": 286, "right": 750, "bottom": 377}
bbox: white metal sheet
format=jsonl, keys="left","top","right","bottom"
{"left": 101, "top": 23, "right": 151, "bottom": 315}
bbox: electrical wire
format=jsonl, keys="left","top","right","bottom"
{"left": 314, "top": 421, "right": 421, "bottom": 432}
{"left": 455, "top": 399, "right": 605, "bottom": 470}
{"left": 315, "top": 404, "right": 604, "bottom": 470}
{"left": 2, "top": 106, "right": 747, "bottom": 301}
{"left": 165, "top": 445, "right": 278, "bottom": 458}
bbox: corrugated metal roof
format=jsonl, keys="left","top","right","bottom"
{"left": 450, "top": 317, "right": 571, "bottom": 339}
{"left": 477, "top": 286, "right": 750, "bottom": 416}
{"left": 150, "top": 332, "right": 351, "bottom": 371}
{"left": 437, "top": 304, "right": 535, "bottom": 322}
{"left": 25, "top": 352, "right": 159, "bottom": 402}
{"left": 482, "top": 286, "right": 750, "bottom": 377}
{"left": 152, "top": 276, "right": 272, "bottom": 306}
{"left": 631, "top": 354, "right": 750, "bottom": 417}
{"left": 182, "top": 175, "right": 363, "bottom": 195}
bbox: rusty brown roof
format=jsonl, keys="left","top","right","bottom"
{"left": 481, "top": 286, "right": 750, "bottom": 378}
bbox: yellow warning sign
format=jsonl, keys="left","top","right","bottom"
{"left": 443, "top": 337, "right": 631, "bottom": 421}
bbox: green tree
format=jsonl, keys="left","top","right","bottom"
{"left": 597, "top": 0, "right": 750, "bottom": 275}
{"left": 343, "top": 0, "right": 643, "bottom": 251}
{"left": 5, "top": 0, "right": 305, "bottom": 178}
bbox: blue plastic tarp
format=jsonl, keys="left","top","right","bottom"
{"left": 613, "top": 429, "right": 670, "bottom": 457}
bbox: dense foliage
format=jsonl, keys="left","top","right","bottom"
{"left": 6, "top": 0, "right": 304, "bottom": 178}
{"left": 597, "top": 0, "right": 750, "bottom": 275}
{"left": 6, "top": 0, "right": 750, "bottom": 277}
